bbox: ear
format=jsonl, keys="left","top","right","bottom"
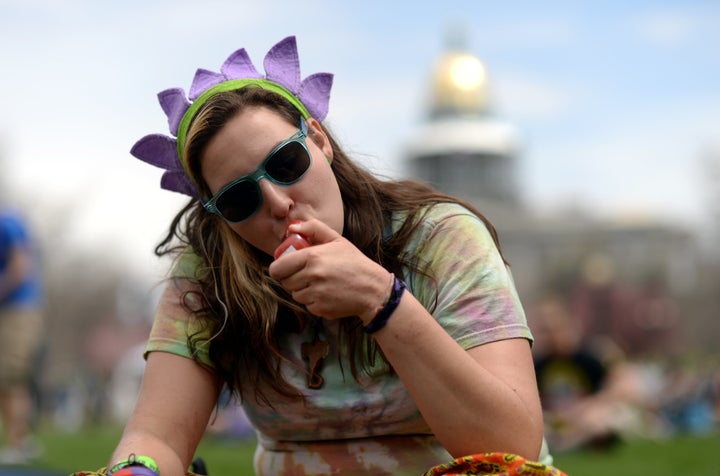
{"left": 306, "top": 117, "right": 333, "bottom": 162}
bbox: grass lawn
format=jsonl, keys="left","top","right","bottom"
{"left": 3, "top": 425, "right": 717, "bottom": 475}
{"left": 552, "top": 431, "right": 718, "bottom": 475}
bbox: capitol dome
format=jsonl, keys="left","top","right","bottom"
{"left": 429, "top": 50, "right": 490, "bottom": 117}
{"left": 404, "top": 33, "right": 521, "bottom": 209}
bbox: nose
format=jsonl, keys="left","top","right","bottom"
{"left": 257, "top": 178, "right": 293, "bottom": 219}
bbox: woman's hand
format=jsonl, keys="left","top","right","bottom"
{"left": 268, "top": 219, "right": 391, "bottom": 322}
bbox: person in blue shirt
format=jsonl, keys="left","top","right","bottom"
{"left": 0, "top": 208, "right": 44, "bottom": 464}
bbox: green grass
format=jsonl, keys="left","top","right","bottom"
{"left": 3, "top": 425, "right": 257, "bottom": 475}
{"left": 552, "top": 431, "right": 719, "bottom": 475}
{"left": 5, "top": 425, "right": 718, "bottom": 475}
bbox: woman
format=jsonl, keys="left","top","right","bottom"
{"left": 106, "top": 36, "right": 546, "bottom": 476}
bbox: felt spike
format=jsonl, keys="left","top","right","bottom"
{"left": 299, "top": 73, "right": 333, "bottom": 121}
{"left": 189, "top": 69, "right": 225, "bottom": 100}
{"left": 221, "top": 48, "right": 262, "bottom": 80}
{"left": 161, "top": 170, "right": 198, "bottom": 197}
{"left": 264, "top": 36, "right": 301, "bottom": 93}
{"left": 158, "top": 88, "right": 191, "bottom": 136}
{"left": 130, "top": 134, "right": 180, "bottom": 169}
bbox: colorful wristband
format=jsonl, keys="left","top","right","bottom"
{"left": 107, "top": 454, "right": 159, "bottom": 476}
{"left": 107, "top": 467, "right": 158, "bottom": 476}
{"left": 363, "top": 275, "right": 406, "bottom": 334}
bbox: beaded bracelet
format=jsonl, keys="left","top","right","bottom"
{"left": 107, "top": 454, "right": 159, "bottom": 476}
{"left": 106, "top": 467, "right": 158, "bottom": 476}
{"left": 363, "top": 274, "right": 406, "bottom": 334}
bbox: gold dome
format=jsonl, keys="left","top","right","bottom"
{"left": 429, "top": 51, "right": 489, "bottom": 116}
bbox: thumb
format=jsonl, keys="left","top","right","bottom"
{"left": 289, "top": 218, "right": 341, "bottom": 245}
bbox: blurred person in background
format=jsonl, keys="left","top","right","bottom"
{"left": 0, "top": 206, "right": 44, "bottom": 464}
{"left": 531, "top": 295, "right": 671, "bottom": 452}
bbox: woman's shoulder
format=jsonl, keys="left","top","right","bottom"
{"left": 407, "top": 202, "right": 489, "bottom": 238}
{"left": 169, "top": 247, "right": 205, "bottom": 279}
{"left": 392, "top": 202, "right": 478, "bottom": 229}
{"left": 421, "top": 202, "right": 480, "bottom": 224}
{"left": 390, "top": 202, "right": 495, "bottom": 257}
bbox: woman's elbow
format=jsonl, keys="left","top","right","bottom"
{"left": 442, "top": 419, "right": 544, "bottom": 460}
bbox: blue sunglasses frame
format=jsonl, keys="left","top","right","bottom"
{"left": 203, "top": 118, "right": 311, "bottom": 223}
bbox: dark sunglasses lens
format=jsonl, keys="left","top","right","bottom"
{"left": 265, "top": 141, "right": 310, "bottom": 183}
{"left": 215, "top": 180, "right": 259, "bottom": 222}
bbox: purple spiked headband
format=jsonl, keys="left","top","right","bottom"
{"left": 130, "top": 36, "right": 333, "bottom": 197}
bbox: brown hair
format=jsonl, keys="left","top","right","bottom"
{"left": 155, "top": 86, "right": 506, "bottom": 405}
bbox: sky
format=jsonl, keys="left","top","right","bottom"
{"left": 1, "top": 0, "right": 719, "bottom": 277}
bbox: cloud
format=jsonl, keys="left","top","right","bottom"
{"left": 491, "top": 71, "right": 580, "bottom": 121}
{"left": 631, "top": 4, "right": 720, "bottom": 50}
{"left": 473, "top": 17, "right": 578, "bottom": 51}
{"left": 522, "top": 90, "right": 720, "bottom": 227}
{"left": 634, "top": 9, "right": 698, "bottom": 47}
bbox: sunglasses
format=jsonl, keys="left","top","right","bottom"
{"left": 203, "top": 118, "right": 311, "bottom": 223}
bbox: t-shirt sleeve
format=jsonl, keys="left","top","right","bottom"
{"left": 407, "top": 205, "right": 532, "bottom": 350}
{"left": 144, "top": 252, "right": 213, "bottom": 366}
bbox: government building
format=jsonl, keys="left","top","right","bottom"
{"left": 402, "top": 36, "right": 695, "bottom": 358}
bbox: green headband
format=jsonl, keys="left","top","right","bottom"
{"left": 176, "top": 79, "right": 311, "bottom": 170}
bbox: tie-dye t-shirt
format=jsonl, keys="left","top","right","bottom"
{"left": 146, "top": 202, "right": 532, "bottom": 475}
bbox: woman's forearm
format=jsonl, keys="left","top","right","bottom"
{"left": 109, "top": 427, "right": 187, "bottom": 476}
{"left": 372, "top": 291, "right": 544, "bottom": 458}
{"left": 107, "top": 352, "right": 222, "bottom": 476}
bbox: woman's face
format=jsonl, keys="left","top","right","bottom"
{"left": 200, "top": 106, "right": 344, "bottom": 257}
